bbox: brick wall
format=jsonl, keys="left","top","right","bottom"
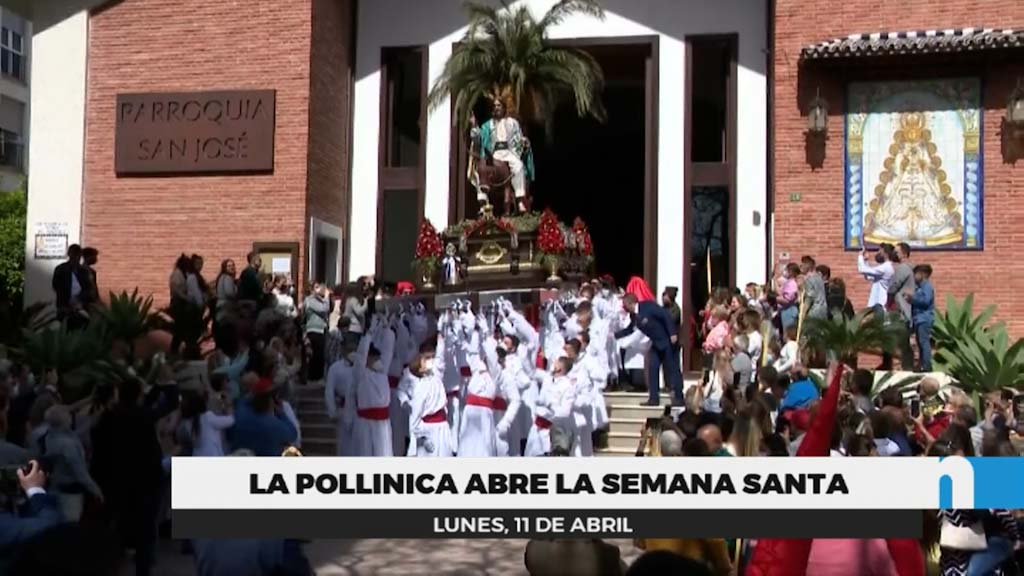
{"left": 773, "top": 0, "right": 1024, "bottom": 335}
{"left": 305, "top": 0, "right": 352, "bottom": 248}
{"left": 83, "top": 0, "right": 327, "bottom": 304}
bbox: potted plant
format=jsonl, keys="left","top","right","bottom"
{"left": 92, "top": 288, "right": 161, "bottom": 363}
{"left": 802, "top": 309, "right": 907, "bottom": 369}
{"left": 536, "top": 209, "right": 565, "bottom": 282}
{"left": 412, "top": 219, "right": 443, "bottom": 291}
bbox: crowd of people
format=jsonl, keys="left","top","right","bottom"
{"left": 0, "top": 240, "right": 1015, "bottom": 576}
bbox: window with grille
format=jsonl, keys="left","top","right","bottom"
{"left": 1, "top": 27, "right": 24, "bottom": 81}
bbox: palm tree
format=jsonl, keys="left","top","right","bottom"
{"left": 427, "top": 0, "right": 607, "bottom": 132}
{"left": 803, "top": 309, "right": 907, "bottom": 368}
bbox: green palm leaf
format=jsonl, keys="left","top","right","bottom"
{"left": 92, "top": 288, "right": 161, "bottom": 346}
{"left": 803, "top": 308, "right": 906, "bottom": 366}
{"left": 933, "top": 293, "right": 1024, "bottom": 393}
{"left": 428, "top": 0, "right": 607, "bottom": 131}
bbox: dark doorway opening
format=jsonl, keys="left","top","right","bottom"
{"left": 453, "top": 41, "right": 655, "bottom": 288}
{"left": 528, "top": 44, "right": 648, "bottom": 286}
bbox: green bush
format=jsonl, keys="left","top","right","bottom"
{"left": 0, "top": 182, "right": 25, "bottom": 302}
{"left": 933, "top": 294, "right": 1024, "bottom": 392}
{"left": 803, "top": 308, "right": 906, "bottom": 368}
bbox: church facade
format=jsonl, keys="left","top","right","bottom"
{"left": 23, "top": 0, "right": 769, "bottom": 329}
{"left": 772, "top": 0, "right": 1024, "bottom": 335}
{"left": 19, "top": 0, "right": 1024, "bottom": 333}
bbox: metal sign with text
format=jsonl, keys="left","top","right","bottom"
{"left": 115, "top": 90, "right": 275, "bottom": 174}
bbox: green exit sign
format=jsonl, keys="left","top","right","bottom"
{"left": 789, "top": 192, "right": 802, "bottom": 202}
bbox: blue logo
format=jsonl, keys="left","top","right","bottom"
{"left": 935, "top": 457, "right": 1024, "bottom": 509}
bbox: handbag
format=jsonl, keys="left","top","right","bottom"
{"left": 939, "top": 513, "right": 988, "bottom": 551}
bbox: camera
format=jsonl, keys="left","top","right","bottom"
{"left": 0, "top": 456, "right": 56, "bottom": 512}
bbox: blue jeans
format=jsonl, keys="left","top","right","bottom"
{"left": 780, "top": 306, "right": 798, "bottom": 330}
{"left": 648, "top": 345, "right": 683, "bottom": 404}
{"left": 967, "top": 535, "right": 1013, "bottom": 576}
{"left": 915, "top": 321, "right": 933, "bottom": 372}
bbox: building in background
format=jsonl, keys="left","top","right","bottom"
{"left": 18, "top": 0, "right": 1024, "bottom": 338}
{"left": 0, "top": 5, "right": 29, "bottom": 190}
{"left": 772, "top": 1, "right": 1024, "bottom": 335}
{"left": 19, "top": 0, "right": 769, "bottom": 343}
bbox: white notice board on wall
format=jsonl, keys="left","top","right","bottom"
{"left": 33, "top": 222, "right": 69, "bottom": 260}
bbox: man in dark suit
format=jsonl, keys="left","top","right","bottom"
{"left": 0, "top": 460, "right": 62, "bottom": 558}
{"left": 81, "top": 246, "right": 100, "bottom": 308}
{"left": 51, "top": 244, "right": 84, "bottom": 322}
{"left": 622, "top": 293, "right": 684, "bottom": 406}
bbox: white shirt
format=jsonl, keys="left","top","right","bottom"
{"left": 617, "top": 326, "right": 651, "bottom": 370}
{"left": 325, "top": 358, "right": 356, "bottom": 424}
{"left": 186, "top": 273, "right": 206, "bottom": 307}
{"left": 70, "top": 272, "right": 82, "bottom": 299}
{"left": 774, "top": 340, "right": 799, "bottom": 374}
{"left": 273, "top": 291, "right": 297, "bottom": 318}
{"left": 747, "top": 330, "right": 763, "bottom": 364}
{"left": 857, "top": 254, "right": 893, "bottom": 308}
{"left": 193, "top": 411, "right": 235, "bottom": 457}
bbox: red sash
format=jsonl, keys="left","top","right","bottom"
{"left": 422, "top": 408, "right": 447, "bottom": 423}
{"left": 357, "top": 407, "right": 389, "bottom": 420}
{"left": 446, "top": 389, "right": 460, "bottom": 398}
{"left": 465, "top": 394, "right": 495, "bottom": 409}
{"left": 534, "top": 416, "right": 553, "bottom": 429}
{"left": 493, "top": 397, "right": 509, "bottom": 411}
{"left": 459, "top": 366, "right": 472, "bottom": 377}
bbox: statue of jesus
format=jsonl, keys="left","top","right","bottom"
{"left": 470, "top": 96, "right": 534, "bottom": 213}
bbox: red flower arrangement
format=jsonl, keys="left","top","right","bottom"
{"left": 537, "top": 209, "right": 565, "bottom": 255}
{"left": 414, "top": 219, "right": 443, "bottom": 259}
{"left": 572, "top": 217, "right": 593, "bottom": 257}
{"left": 463, "top": 217, "right": 515, "bottom": 237}
{"left": 413, "top": 219, "right": 442, "bottom": 287}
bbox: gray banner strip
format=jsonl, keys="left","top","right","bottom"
{"left": 173, "top": 509, "right": 921, "bottom": 539}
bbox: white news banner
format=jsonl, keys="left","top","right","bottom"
{"left": 172, "top": 456, "right": 975, "bottom": 510}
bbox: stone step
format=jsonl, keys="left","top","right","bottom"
{"left": 300, "top": 421, "right": 336, "bottom": 436}
{"left": 606, "top": 417, "right": 646, "bottom": 440}
{"left": 297, "top": 397, "right": 327, "bottom": 412}
{"left": 595, "top": 446, "right": 637, "bottom": 457}
{"left": 300, "top": 437, "right": 335, "bottom": 456}
{"left": 295, "top": 383, "right": 326, "bottom": 398}
{"left": 298, "top": 410, "right": 333, "bottom": 426}
{"left": 605, "top": 403, "right": 671, "bottom": 422}
{"left": 607, "top": 431, "right": 645, "bottom": 451}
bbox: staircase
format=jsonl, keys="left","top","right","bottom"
{"left": 295, "top": 383, "right": 336, "bottom": 456}
{"left": 595, "top": 391, "right": 674, "bottom": 457}
{"left": 293, "top": 376, "right": 700, "bottom": 458}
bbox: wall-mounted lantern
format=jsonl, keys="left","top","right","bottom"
{"left": 808, "top": 88, "right": 828, "bottom": 134}
{"left": 1009, "top": 78, "right": 1024, "bottom": 127}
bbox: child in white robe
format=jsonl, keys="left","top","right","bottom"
{"left": 493, "top": 348, "right": 524, "bottom": 457}
{"left": 406, "top": 333, "right": 454, "bottom": 457}
{"left": 524, "top": 357, "right": 577, "bottom": 457}
{"left": 457, "top": 314, "right": 501, "bottom": 457}
{"left": 351, "top": 317, "right": 395, "bottom": 456}
{"left": 324, "top": 349, "right": 356, "bottom": 456}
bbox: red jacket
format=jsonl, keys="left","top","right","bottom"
{"left": 744, "top": 366, "right": 925, "bottom": 576}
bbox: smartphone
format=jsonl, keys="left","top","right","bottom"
{"left": 732, "top": 371, "right": 742, "bottom": 389}
{"left": 702, "top": 369, "right": 711, "bottom": 386}
{"left": 910, "top": 398, "right": 922, "bottom": 419}
{"left": 1013, "top": 394, "right": 1024, "bottom": 421}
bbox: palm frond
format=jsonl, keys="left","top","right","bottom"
{"left": 803, "top": 308, "right": 906, "bottom": 364}
{"left": 538, "top": 0, "right": 605, "bottom": 31}
{"left": 92, "top": 288, "right": 161, "bottom": 346}
{"left": 429, "top": 0, "right": 606, "bottom": 131}
{"left": 933, "top": 293, "right": 1024, "bottom": 393}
